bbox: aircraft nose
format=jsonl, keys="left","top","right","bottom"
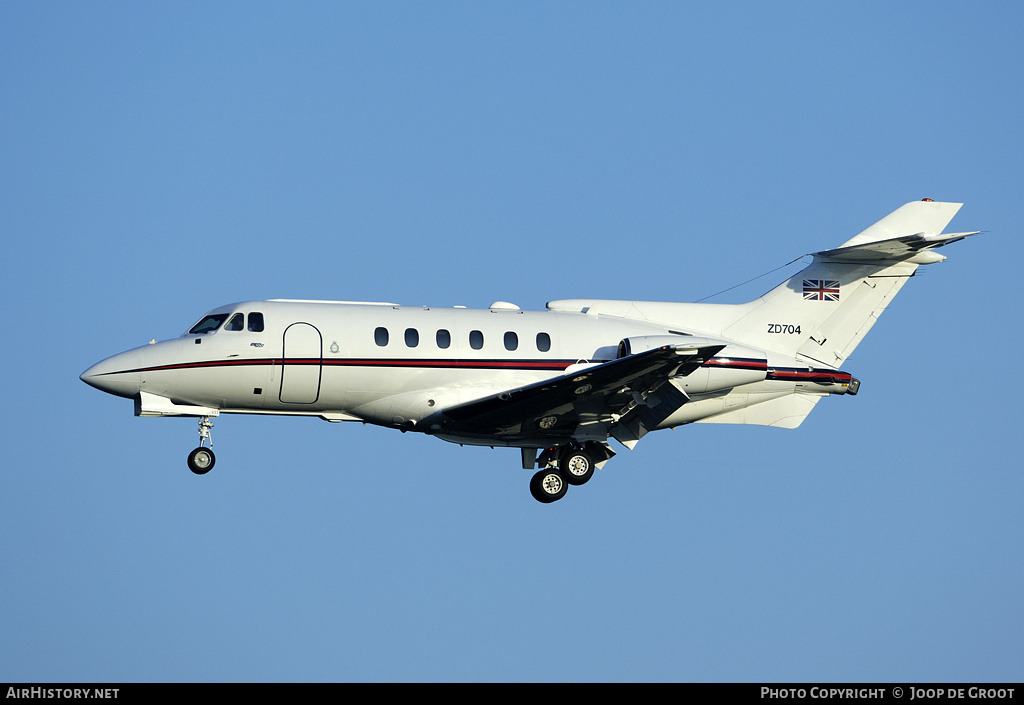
{"left": 80, "top": 348, "right": 143, "bottom": 399}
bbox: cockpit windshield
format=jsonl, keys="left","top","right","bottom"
{"left": 188, "top": 313, "right": 230, "bottom": 335}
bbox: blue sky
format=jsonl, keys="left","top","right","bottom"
{"left": 2, "top": 2, "right": 1021, "bottom": 682}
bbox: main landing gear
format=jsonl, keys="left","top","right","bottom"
{"left": 187, "top": 416, "right": 216, "bottom": 475}
{"left": 529, "top": 445, "right": 597, "bottom": 504}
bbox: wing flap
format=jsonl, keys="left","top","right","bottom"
{"left": 438, "top": 343, "right": 723, "bottom": 443}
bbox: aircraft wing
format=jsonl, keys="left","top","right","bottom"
{"left": 437, "top": 343, "right": 725, "bottom": 445}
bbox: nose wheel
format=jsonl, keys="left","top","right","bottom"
{"left": 188, "top": 446, "right": 215, "bottom": 474}
{"left": 187, "top": 416, "right": 216, "bottom": 475}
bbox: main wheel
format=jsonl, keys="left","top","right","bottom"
{"left": 530, "top": 468, "right": 568, "bottom": 503}
{"left": 560, "top": 448, "right": 594, "bottom": 486}
{"left": 187, "top": 447, "right": 215, "bottom": 475}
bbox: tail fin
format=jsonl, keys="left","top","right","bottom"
{"left": 718, "top": 200, "right": 978, "bottom": 366}
{"left": 837, "top": 200, "right": 964, "bottom": 248}
{"left": 546, "top": 200, "right": 977, "bottom": 368}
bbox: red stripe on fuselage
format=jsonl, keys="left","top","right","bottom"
{"left": 767, "top": 368, "right": 852, "bottom": 383}
{"left": 109, "top": 357, "right": 576, "bottom": 375}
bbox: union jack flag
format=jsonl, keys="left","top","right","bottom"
{"left": 803, "top": 279, "right": 840, "bottom": 301}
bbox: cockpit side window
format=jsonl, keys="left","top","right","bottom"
{"left": 225, "top": 313, "right": 244, "bottom": 331}
{"left": 188, "top": 313, "right": 229, "bottom": 335}
{"left": 247, "top": 312, "right": 264, "bottom": 332}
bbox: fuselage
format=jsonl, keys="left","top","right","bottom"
{"left": 81, "top": 298, "right": 854, "bottom": 447}
{"left": 75, "top": 200, "right": 973, "bottom": 502}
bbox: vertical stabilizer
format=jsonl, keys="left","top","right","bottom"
{"left": 549, "top": 201, "right": 976, "bottom": 370}
{"left": 839, "top": 200, "right": 962, "bottom": 248}
{"left": 715, "top": 201, "right": 973, "bottom": 366}
{"left": 719, "top": 258, "right": 918, "bottom": 366}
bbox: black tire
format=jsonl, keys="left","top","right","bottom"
{"left": 529, "top": 468, "right": 568, "bottom": 503}
{"left": 560, "top": 448, "right": 594, "bottom": 486}
{"left": 187, "top": 447, "right": 215, "bottom": 475}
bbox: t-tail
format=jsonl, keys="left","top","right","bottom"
{"left": 717, "top": 199, "right": 978, "bottom": 366}
{"left": 546, "top": 199, "right": 977, "bottom": 431}
{"left": 548, "top": 200, "right": 978, "bottom": 368}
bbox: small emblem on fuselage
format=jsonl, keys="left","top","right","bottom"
{"left": 330, "top": 341, "right": 340, "bottom": 354}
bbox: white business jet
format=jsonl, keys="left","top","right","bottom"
{"left": 82, "top": 200, "right": 977, "bottom": 502}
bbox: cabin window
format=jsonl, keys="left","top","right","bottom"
{"left": 504, "top": 331, "right": 518, "bottom": 351}
{"left": 374, "top": 327, "right": 389, "bottom": 346}
{"left": 536, "top": 332, "right": 551, "bottom": 352}
{"left": 469, "top": 330, "right": 484, "bottom": 350}
{"left": 188, "top": 313, "right": 229, "bottom": 335}
{"left": 405, "top": 328, "right": 419, "bottom": 347}
{"left": 247, "top": 312, "right": 264, "bottom": 332}
{"left": 436, "top": 329, "right": 451, "bottom": 349}
{"left": 225, "top": 313, "right": 244, "bottom": 331}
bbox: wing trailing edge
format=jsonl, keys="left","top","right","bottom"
{"left": 436, "top": 343, "right": 724, "bottom": 446}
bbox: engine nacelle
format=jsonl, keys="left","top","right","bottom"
{"left": 617, "top": 335, "right": 768, "bottom": 395}
{"left": 616, "top": 335, "right": 720, "bottom": 359}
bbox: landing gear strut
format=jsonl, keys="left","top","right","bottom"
{"left": 187, "top": 416, "right": 216, "bottom": 475}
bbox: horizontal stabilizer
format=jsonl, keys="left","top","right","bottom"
{"left": 815, "top": 231, "right": 980, "bottom": 263}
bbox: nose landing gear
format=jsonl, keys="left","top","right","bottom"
{"left": 187, "top": 416, "right": 216, "bottom": 475}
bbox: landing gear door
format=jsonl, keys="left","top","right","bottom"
{"left": 280, "top": 323, "right": 322, "bottom": 404}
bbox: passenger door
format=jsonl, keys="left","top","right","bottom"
{"left": 279, "top": 323, "right": 322, "bottom": 404}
